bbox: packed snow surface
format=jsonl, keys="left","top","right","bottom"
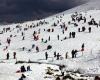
{"left": 0, "top": 1, "right": 100, "bottom": 79}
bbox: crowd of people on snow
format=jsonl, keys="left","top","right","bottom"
{"left": 0, "top": 11, "right": 93, "bottom": 65}
{"left": 0, "top": 11, "right": 100, "bottom": 80}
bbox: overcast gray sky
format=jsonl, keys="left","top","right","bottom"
{"left": 0, "top": 0, "right": 87, "bottom": 23}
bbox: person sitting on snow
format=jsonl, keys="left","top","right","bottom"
{"left": 19, "top": 74, "right": 26, "bottom": 80}
{"left": 27, "top": 65, "right": 31, "bottom": 71}
{"left": 20, "top": 65, "right": 26, "bottom": 72}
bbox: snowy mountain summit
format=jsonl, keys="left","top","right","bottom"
{"left": 0, "top": 0, "right": 100, "bottom": 80}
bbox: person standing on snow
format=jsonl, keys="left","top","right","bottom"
{"left": 13, "top": 52, "right": 16, "bottom": 59}
{"left": 54, "top": 51, "right": 57, "bottom": 57}
{"left": 81, "top": 43, "right": 85, "bottom": 51}
{"left": 45, "top": 52, "right": 48, "bottom": 60}
{"left": 57, "top": 53, "right": 61, "bottom": 60}
{"left": 69, "top": 32, "right": 72, "bottom": 38}
{"left": 81, "top": 43, "right": 85, "bottom": 55}
{"left": 57, "top": 35, "right": 59, "bottom": 40}
{"left": 88, "top": 27, "right": 91, "bottom": 33}
{"left": 65, "top": 52, "right": 68, "bottom": 59}
{"left": 36, "top": 46, "right": 39, "bottom": 52}
{"left": 48, "top": 36, "right": 50, "bottom": 41}
{"left": 6, "top": 52, "right": 9, "bottom": 60}
{"left": 71, "top": 50, "right": 75, "bottom": 58}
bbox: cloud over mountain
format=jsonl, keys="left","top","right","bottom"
{"left": 0, "top": 0, "right": 87, "bottom": 23}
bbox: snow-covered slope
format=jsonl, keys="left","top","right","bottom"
{"left": 1, "top": 1, "right": 100, "bottom": 80}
